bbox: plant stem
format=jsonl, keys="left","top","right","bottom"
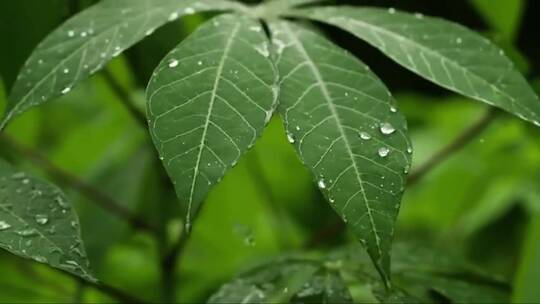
{"left": 407, "top": 108, "right": 497, "bottom": 185}
{"left": 306, "top": 107, "right": 498, "bottom": 247}
{"left": 101, "top": 69, "right": 148, "bottom": 129}
{"left": 69, "top": 275, "right": 146, "bottom": 303}
{"left": 160, "top": 231, "right": 190, "bottom": 302}
{"left": 0, "top": 134, "right": 157, "bottom": 234}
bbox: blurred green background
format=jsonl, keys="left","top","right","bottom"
{"left": 1, "top": 0, "right": 540, "bottom": 303}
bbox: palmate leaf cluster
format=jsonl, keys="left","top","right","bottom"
{"left": 0, "top": 0, "right": 538, "bottom": 299}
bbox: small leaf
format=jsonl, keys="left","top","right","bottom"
{"left": 294, "top": 6, "right": 540, "bottom": 127}
{"left": 147, "top": 14, "right": 278, "bottom": 230}
{"left": 0, "top": 0, "right": 243, "bottom": 130}
{"left": 0, "top": 159, "right": 95, "bottom": 282}
{"left": 269, "top": 21, "right": 411, "bottom": 283}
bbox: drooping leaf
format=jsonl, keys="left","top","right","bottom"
{"left": 147, "top": 14, "right": 278, "bottom": 230}
{"left": 291, "top": 270, "right": 353, "bottom": 303}
{"left": 0, "top": 159, "right": 95, "bottom": 282}
{"left": 208, "top": 259, "right": 320, "bottom": 304}
{"left": 268, "top": 21, "right": 412, "bottom": 283}
{"left": 211, "top": 242, "right": 508, "bottom": 304}
{"left": 0, "top": 0, "right": 243, "bottom": 130}
{"left": 293, "top": 6, "right": 540, "bottom": 127}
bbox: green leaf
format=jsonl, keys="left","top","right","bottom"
{"left": 0, "top": 159, "right": 95, "bottom": 282}
{"left": 147, "top": 14, "right": 278, "bottom": 230}
{"left": 208, "top": 259, "right": 320, "bottom": 303}
{"left": 0, "top": 0, "right": 243, "bottom": 130}
{"left": 294, "top": 6, "right": 540, "bottom": 126}
{"left": 268, "top": 21, "right": 411, "bottom": 283}
{"left": 292, "top": 270, "right": 353, "bottom": 303}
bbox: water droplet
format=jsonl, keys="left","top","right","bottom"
{"left": 318, "top": 179, "right": 326, "bottom": 189}
{"left": 145, "top": 28, "right": 155, "bottom": 36}
{"left": 16, "top": 228, "right": 39, "bottom": 237}
{"left": 499, "top": 50, "right": 505, "bottom": 56}
{"left": 32, "top": 255, "right": 47, "bottom": 263}
{"left": 22, "top": 179, "right": 30, "bottom": 185}
{"left": 414, "top": 13, "right": 424, "bottom": 19}
{"left": 406, "top": 147, "right": 413, "bottom": 154}
{"left": 68, "top": 30, "right": 75, "bottom": 37}
{"left": 63, "top": 68, "right": 69, "bottom": 74}
{"left": 380, "top": 123, "right": 395, "bottom": 135}
{"left": 34, "top": 215, "right": 49, "bottom": 225}
{"left": 184, "top": 7, "right": 195, "bottom": 14}
{"left": 456, "top": 37, "right": 463, "bottom": 44}
{"left": 287, "top": 133, "right": 295, "bottom": 143}
{"left": 359, "top": 132, "right": 371, "bottom": 140}
{"left": 80, "top": 31, "right": 87, "bottom": 37}
{"left": 55, "top": 196, "right": 70, "bottom": 209}
{"left": 388, "top": 7, "right": 396, "bottom": 14}
{"left": 403, "top": 165, "right": 410, "bottom": 174}
{"left": 168, "top": 12, "right": 179, "bottom": 21}
{"left": 249, "top": 26, "right": 262, "bottom": 33}
{"left": 197, "top": 60, "right": 203, "bottom": 66}
{"left": 390, "top": 106, "right": 397, "bottom": 113}
{"left": 0, "top": 221, "right": 11, "bottom": 231}
{"left": 168, "top": 59, "right": 179, "bottom": 68}
{"left": 61, "top": 87, "right": 71, "bottom": 95}
{"left": 378, "top": 147, "right": 390, "bottom": 158}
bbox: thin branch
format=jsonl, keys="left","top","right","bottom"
{"left": 0, "top": 134, "right": 157, "bottom": 234}
{"left": 65, "top": 273, "right": 146, "bottom": 303}
{"left": 407, "top": 107, "right": 497, "bottom": 185}
{"left": 160, "top": 230, "right": 190, "bottom": 302}
{"left": 101, "top": 69, "right": 148, "bottom": 129}
{"left": 305, "top": 107, "right": 498, "bottom": 248}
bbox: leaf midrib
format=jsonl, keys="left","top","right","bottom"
{"left": 282, "top": 22, "right": 383, "bottom": 258}
{"left": 186, "top": 21, "right": 241, "bottom": 225}
{"left": 332, "top": 13, "right": 539, "bottom": 120}
{"left": 3, "top": 5, "right": 173, "bottom": 128}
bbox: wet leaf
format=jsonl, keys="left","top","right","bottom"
{"left": 294, "top": 6, "right": 540, "bottom": 127}
{"left": 147, "top": 14, "right": 278, "bottom": 230}
{"left": 0, "top": 159, "right": 95, "bottom": 282}
{"left": 1, "top": 0, "right": 242, "bottom": 129}
{"left": 268, "top": 20, "right": 411, "bottom": 282}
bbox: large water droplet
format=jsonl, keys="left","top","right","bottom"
{"left": 380, "top": 123, "right": 395, "bottom": 135}
{"left": 61, "top": 87, "right": 71, "bottom": 95}
{"left": 378, "top": 147, "right": 390, "bottom": 158}
{"left": 0, "top": 221, "right": 11, "bottom": 231}
{"left": 34, "top": 214, "right": 49, "bottom": 225}
{"left": 359, "top": 132, "right": 371, "bottom": 140}
{"left": 287, "top": 133, "right": 295, "bottom": 144}
{"left": 318, "top": 179, "right": 327, "bottom": 189}
{"left": 168, "top": 59, "right": 179, "bottom": 68}
{"left": 168, "top": 12, "right": 179, "bottom": 21}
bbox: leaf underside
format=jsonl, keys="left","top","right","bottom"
{"left": 0, "top": 159, "right": 94, "bottom": 282}
{"left": 147, "top": 14, "right": 278, "bottom": 229}
{"left": 269, "top": 20, "right": 412, "bottom": 282}
{"left": 294, "top": 6, "right": 540, "bottom": 126}
{"left": 0, "top": 0, "right": 242, "bottom": 130}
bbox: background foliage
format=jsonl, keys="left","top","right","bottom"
{"left": 1, "top": 0, "right": 540, "bottom": 303}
